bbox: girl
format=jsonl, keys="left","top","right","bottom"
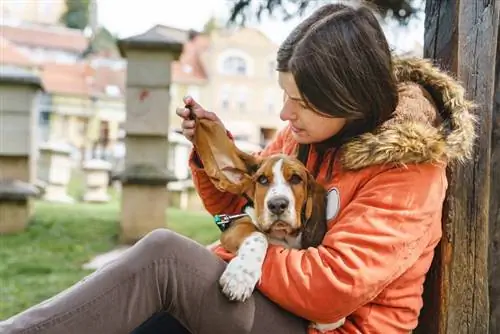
{"left": 0, "top": 3, "right": 475, "bottom": 334}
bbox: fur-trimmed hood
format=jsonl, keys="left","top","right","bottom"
{"left": 340, "top": 58, "right": 477, "bottom": 170}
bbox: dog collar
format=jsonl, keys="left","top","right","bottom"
{"left": 213, "top": 213, "right": 249, "bottom": 232}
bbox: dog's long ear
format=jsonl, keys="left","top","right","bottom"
{"left": 192, "top": 117, "right": 260, "bottom": 195}
{"left": 301, "top": 174, "right": 328, "bottom": 248}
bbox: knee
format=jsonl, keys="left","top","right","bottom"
{"left": 140, "top": 229, "right": 180, "bottom": 253}
{"left": 143, "top": 228, "right": 176, "bottom": 245}
{"left": 136, "top": 229, "right": 201, "bottom": 261}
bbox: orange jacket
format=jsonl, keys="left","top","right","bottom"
{"left": 189, "top": 58, "right": 475, "bottom": 333}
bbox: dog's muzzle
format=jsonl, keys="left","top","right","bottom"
{"left": 267, "top": 196, "right": 290, "bottom": 215}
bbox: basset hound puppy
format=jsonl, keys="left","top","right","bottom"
{"left": 219, "top": 153, "right": 327, "bottom": 253}
{"left": 217, "top": 154, "right": 345, "bottom": 332}
{"left": 189, "top": 109, "right": 345, "bottom": 332}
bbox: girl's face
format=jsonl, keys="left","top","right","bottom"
{"left": 278, "top": 72, "right": 347, "bottom": 144}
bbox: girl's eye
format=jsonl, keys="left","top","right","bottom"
{"left": 257, "top": 175, "right": 269, "bottom": 185}
{"left": 290, "top": 174, "right": 302, "bottom": 185}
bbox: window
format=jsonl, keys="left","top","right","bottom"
{"left": 38, "top": 93, "right": 52, "bottom": 111}
{"left": 220, "top": 85, "right": 231, "bottom": 111}
{"left": 222, "top": 56, "right": 247, "bottom": 75}
{"left": 268, "top": 60, "right": 276, "bottom": 78}
{"left": 39, "top": 111, "right": 50, "bottom": 126}
{"left": 38, "top": 111, "right": 51, "bottom": 142}
{"left": 217, "top": 49, "right": 254, "bottom": 76}
{"left": 105, "top": 85, "right": 121, "bottom": 97}
{"left": 234, "top": 134, "right": 250, "bottom": 141}
{"left": 77, "top": 117, "right": 87, "bottom": 136}
{"left": 265, "top": 88, "right": 276, "bottom": 113}
{"left": 237, "top": 86, "right": 248, "bottom": 112}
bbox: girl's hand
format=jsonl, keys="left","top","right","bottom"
{"left": 176, "top": 96, "right": 223, "bottom": 143}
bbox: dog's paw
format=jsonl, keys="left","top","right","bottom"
{"left": 219, "top": 255, "right": 261, "bottom": 302}
{"left": 311, "top": 318, "right": 346, "bottom": 332}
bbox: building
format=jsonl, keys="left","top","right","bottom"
{"left": 153, "top": 25, "right": 286, "bottom": 148}
{"left": 0, "top": 23, "right": 88, "bottom": 65}
{"left": 1, "top": 19, "right": 286, "bottom": 185}
{"left": 0, "top": 22, "right": 126, "bottom": 159}
{"left": 1, "top": 0, "right": 67, "bottom": 26}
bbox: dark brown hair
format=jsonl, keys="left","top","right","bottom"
{"left": 276, "top": 2, "right": 399, "bottom": 177}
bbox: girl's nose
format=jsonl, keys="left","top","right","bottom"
{"left": 280, "top": 104, "right": 296, "bottom": 122}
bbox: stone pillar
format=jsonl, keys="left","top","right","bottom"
{"left": 117, "top": 30, "right": 182, "bottom": 243}
{"left": 82, "top": 159, "right": 111, "bottom": 203}
{"left": 37, "top": 141, "right": 74, "bottom": 203}
{"left": 0, "top": 67, "right": 42, "bottom": 234}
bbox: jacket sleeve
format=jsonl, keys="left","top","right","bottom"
{"left": 256, "top": 163, "right": 446, "bottom": 324}
{"left": 188, "top": 127, "right": 287, "bottom": 216}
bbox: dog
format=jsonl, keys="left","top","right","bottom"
{"left": 217, "top": 153, "right": 346, "bottom": 332}
{"left": 186, "top": 108, "right": 345, "bottom": 331}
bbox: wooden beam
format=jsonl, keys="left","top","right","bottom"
{"left": 489, "top": 23, "right": 500, "bottom": 334}
{"left": 416, "top": 1, "right": 499, "bottom": 333}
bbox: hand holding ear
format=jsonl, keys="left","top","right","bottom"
{"left": 176, "top": 96, "right": 224, "bottom": 143}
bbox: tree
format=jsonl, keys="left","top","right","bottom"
{"left": 79, "top": 27, "right": 120, "bottom": 58}
{"left": 60, "top": 0, "right": 90, "bottom": 30}
{"left": 227, "top": 0, "right": 425, "bottom": 26}
{"left": 203, "top": 16, "right": 220, "bottom": 34}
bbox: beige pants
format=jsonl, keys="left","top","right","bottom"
{"left": 0, "top": 229, "right": 308, "bottom": 334}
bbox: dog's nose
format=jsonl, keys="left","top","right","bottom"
{"left": 267, "top": 196, "right": 290, "bottom": 215}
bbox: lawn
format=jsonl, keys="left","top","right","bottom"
{"left": 0, "top": 199, "right": 220, "bottom": 320}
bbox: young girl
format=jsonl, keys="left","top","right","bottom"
{"left": 0, "top": 3, "right": 475, "bottom": 334}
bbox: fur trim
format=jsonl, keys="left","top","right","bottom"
{"left": 340, "top": 57, "right": 477, "bottom": 170}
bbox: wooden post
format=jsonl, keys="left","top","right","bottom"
{"left": 117, "top": 30, "right": 183, "bottom": 244}
{"left": 489, "top": 28, "right": 500, "bottom": 334}
{"left": 415, "top": 1, "right": 499, "bottom": 333}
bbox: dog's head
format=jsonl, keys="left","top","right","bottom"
{"left": 192, "top": 117, "right": 327, "bottom": 247}
{"left": 247, "top": 154, "right": 327, "bottom": 245}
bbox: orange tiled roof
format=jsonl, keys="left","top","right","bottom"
{"left": 40, "top": 62, "right": 93, "bottom": 96}
{"left": 0, "top": 24, "right": 88, "bottom": 53}
{"left": 91, "top": 66, "right": 125, "bottom": 97}
{"left": 40, "top": 61, "right": 127, "bottom": 98}
{"left": 172, "top": 34, "right": 209, "bottom": 83}
{"left": 0, "top": 36, "right": 35, "bottom": 68}
{"left": 8, "top": 27, "right": 212, "bottom": 97}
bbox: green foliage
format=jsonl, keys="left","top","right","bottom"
{"left": 0, "top": 201, "right": 219, "bottom": 318}
{"left": 60, "top": 0, "right": 90, "bottom": 30}
{"left": 227, "top": 0, "right": 425, "bottom": 26}
{"left": 79, "top": 26, "right": 120, "bottom": 58}
{"left": 203, "top": 16, "right": 220, "bottom": 34}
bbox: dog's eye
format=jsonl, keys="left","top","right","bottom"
{"left": 257, "top": 175, "right": 269, "bottom": 185}
{"left": 289, "top": 174, "right": 302, "bottom": 185}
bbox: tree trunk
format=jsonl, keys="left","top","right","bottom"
{"left": 416, "top": 1, "right": 499, "bottom": 333}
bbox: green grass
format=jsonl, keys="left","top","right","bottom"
{"left": 0, "top": 200, "right": 220, "bottom": 319}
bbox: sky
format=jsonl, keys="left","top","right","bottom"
{"left": 97, "top": 0, "right": 424, "bottom": 54}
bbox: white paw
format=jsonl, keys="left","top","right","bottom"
{"left": 219, "top": 255, "right": 261, "bottom": 302}
{"left": 219, "top": 232, "right": 268, "bottom": 302}
{"left": 311, "top": 318, "right": 346, "bottom": 332}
